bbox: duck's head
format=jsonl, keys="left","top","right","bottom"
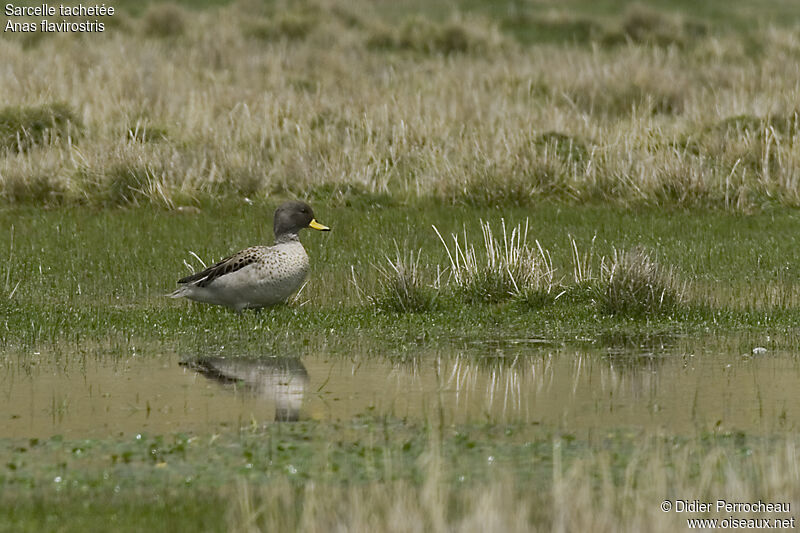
{"left": 274, "top": 200, "right": 330, "bottom": 240}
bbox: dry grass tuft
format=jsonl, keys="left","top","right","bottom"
{"left": 617, "top": 3, "right": 707, "bottom": 47}
{"left": 0, "top": 103, "right": 81, "bottom": 153}
{"left": 142, "top": 3, "right": 187, "bottom": 38}
{"left": 434, "top": 220, "right": 555, "bottom": 304}
{"left": 369, "top": 14, "right": 506, "bottom": 55}
{"left": 598, "top": 248, "right": 687, "bottom": 316}
{"left": 373, "top": 245, "right": 438, "bottom": 313}
{"left": 244, "top": 8, "right": 320, "bottom": 42}
{"left": 126, "top": 119, "right": 169, "bottom": 144}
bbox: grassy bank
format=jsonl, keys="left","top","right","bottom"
{"left": 2, "top": 0, "right": 800, "bottom": 210}
{"left": 2, "top": 202, "right": 800, "bottom": 355}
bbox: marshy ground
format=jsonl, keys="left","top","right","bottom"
{"left": 2, "top": 0, "right": 800, "bottom": 531}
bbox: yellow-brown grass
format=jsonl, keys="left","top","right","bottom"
{"left": 1, "top": 1, "right": 799, "bottom": 209}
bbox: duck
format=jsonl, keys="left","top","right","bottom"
{"left": 170, "top": 200, "right": 330, "bottom": 312}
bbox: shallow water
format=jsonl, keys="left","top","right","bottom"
{"left": 2, "top": 340, "right": 799, "bottom": 438}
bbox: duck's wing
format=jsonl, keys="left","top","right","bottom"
{"left": 178, "top": 246, "right": 263, "bottom": 287}
{"left": 181, "top": 356, "right": 309, "bottom": 421}
{"left": 180, "top": 356, "right": 309, "bottom": 387}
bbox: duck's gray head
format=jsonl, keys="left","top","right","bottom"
{"left": 273, "top": 201, "right": 330, "bottom": 241}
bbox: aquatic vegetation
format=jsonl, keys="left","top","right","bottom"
{"left": 3, "top": 422, "right": 798, "bottom": 532}
{"left": 225, "top": 434, "right": 799, "bottom": 532}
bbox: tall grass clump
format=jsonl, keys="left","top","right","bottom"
{"left": 126, "top": 119, "right": 169, "bottom": 144}
{"left": 569, "top": 236, "right": 600, "bottom": 286}
{"left": 245, "top": 9, "right": 320, "bottom": 42}
{"left": 552, "top": 235, "right": 605, "bottom": 304}
{"left": 0, "top": 170, "right": 64, "bottom": 204}
{"left": 373, "top": 245, "right": 437, "bottom": 313}
{"left": 368, "top": 14, "right": 505, "bottom": 55}
{"left": 597, "top": 248, "right": 686, "bottom": 317}
{"left": 142, "top": 3, "right": 187, "bottom": 38}
{"left": 76, "top": 163, "right": 175, "bottom": 208}
{"left": 500, "top": 12, "right": 604, "bottom": 46}
{"left": 434, "top": 220, "right": 555, "bottom": 305}
{"left": 679, "top": 112, "right": 800, "bottom": 206}
{"left": 448, "top": 132, "right": 589, "bottom": 207}
{"left": 0, "top": 103, "right": 81, "bottom": 153}
{"left": 618, "top": 3, "right": 707, "bottom": 47}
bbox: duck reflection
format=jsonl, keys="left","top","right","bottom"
{"left": 181, "top": 356, "right": 308, "bottom": 421}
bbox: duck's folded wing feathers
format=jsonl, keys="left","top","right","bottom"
{"left": 178, "top": 247, "right": 261, "bottom": 287}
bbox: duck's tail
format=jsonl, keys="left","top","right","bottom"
{"left": 167, "top": 286, "right": 188, "bottom": 299}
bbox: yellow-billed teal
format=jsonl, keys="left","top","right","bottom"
{"left": 170, "top": 201, "right": 330, "bottom": 311}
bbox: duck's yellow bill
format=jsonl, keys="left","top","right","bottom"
{"left": 309, "top": 219, "right": 330, "bottom": 231}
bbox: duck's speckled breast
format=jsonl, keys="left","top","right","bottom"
{"left": 248, "top": 241, "right": 309, "bottom": 306}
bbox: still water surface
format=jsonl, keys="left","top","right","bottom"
{"left": 2, "top": 340, "right": 798, "bottom": 438}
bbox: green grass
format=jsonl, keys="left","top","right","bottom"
{"left": 2, "top": 202, "right": 800, "bottom": 356}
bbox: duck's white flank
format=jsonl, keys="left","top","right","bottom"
{"left": 170, "top": 241, "right": 309, "bottom": 312}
